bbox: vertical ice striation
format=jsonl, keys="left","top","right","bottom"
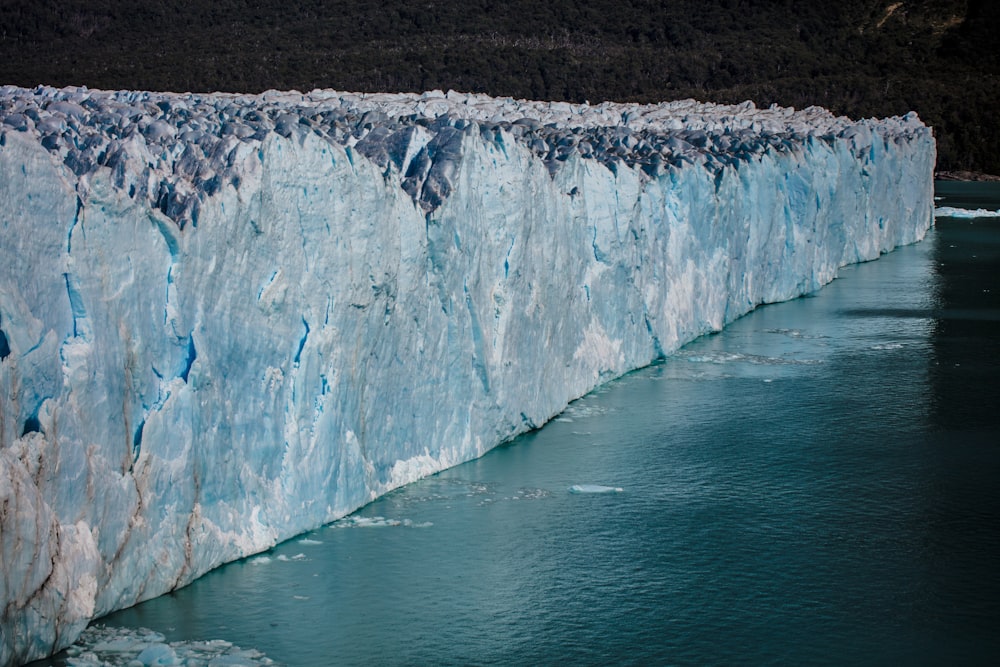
{"left": 0, "top": 86, "right": 933, "bottom": 665}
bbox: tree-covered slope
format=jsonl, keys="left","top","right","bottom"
{"left": 1, "top": 0, "right": 997, "bottom": 173}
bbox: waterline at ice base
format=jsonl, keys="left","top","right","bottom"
{"left": 0, "top": 86, "right": 934, "bottom": 665}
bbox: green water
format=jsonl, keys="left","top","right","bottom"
{"left": 38, "top": 183, "right": 1000, "bottom": 666}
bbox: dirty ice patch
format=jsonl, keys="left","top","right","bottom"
{"left": 679, "top": 350, "right": 823, "bottom": 366}
{"left": 59, "top": 625, "right": 275, "bottom": 666}
{"left": 764, "top": 328, "right": 827, "bottom": 340}
{"left": 478, "top": 487, "right": 553, "bottom": 506}
{"left": 330, "top": 516, "right": 433, "bottom": 528}
{"left": 390, "top": 478, "right": 496, "bottom": 507}
{"left": 560, "top": 400, "right": 615, "bottom": 421}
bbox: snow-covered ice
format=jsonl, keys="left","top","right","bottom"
{"left": 0, "top": 85, "right": 934, "bottom": 664}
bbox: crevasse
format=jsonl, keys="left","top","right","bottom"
{"left": 0, "top": 86, "right": 934, "bottom": 665}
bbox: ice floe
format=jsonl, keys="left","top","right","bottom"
{"left": 58, "top": 625, "right": 275, "bottom": 666}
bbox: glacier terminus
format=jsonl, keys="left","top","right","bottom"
{"left": 0, "top": 85, "right": 934, "bottom": 665}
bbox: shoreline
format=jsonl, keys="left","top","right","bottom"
{"left": 935, "top": 170, "right": 1000, "bottom": 182}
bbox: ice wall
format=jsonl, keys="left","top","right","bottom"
{"left": 0, "top": 86, "right": 934, "bottom": 665}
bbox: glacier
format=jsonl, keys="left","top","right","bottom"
{"left": 0, "top": 85, "right": 933, "bottom": 665}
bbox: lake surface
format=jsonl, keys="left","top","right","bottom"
{"left": 40, "top": 182, "right": 1000, "bottom": 666}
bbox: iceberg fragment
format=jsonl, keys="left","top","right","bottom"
{"left": 568, "top": 484, "right": 625, "bottom": 494}
{"left": 0, "top": 85, "right": 934, "bottom": 665}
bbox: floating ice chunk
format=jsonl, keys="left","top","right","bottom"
{"left": 297, "top": 538, "right": 323, "bottom": 545}
{"left": 568, "top": 484, "right": 624, "bottom": 494}
{"left": 135, "top": 643, "right": 178, "bottom": 666}
{"left": 934, "top": 206, "right": 1000, "bottom": 218}
{"left": 90, "top": 637, "right": 146, "bottom": 653}
{"left": 89, "top": 631, "right": 165, "bottom": 656}
{"left": 276, "top": 554, "right": 294, "bottom": 562}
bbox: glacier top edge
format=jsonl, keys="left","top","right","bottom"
{"left": 0, "top": 84, "right": 927, "bottom": 134}
{"left": 0, "top": 84, "right": 931, "bottom": 220}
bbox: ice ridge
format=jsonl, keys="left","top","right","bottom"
{"left": 0, "top": 85, "right": 934, "bottom": 665}
{"left": 2, "top": 86, "right": 928, "bottom": 222}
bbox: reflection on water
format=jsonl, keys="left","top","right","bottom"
{"left": 34, "top": 183, "right": 1000, "bottom": 666}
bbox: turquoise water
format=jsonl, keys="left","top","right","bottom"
{"left": 40, "top": 183, "right": 1000, "bottom": 666}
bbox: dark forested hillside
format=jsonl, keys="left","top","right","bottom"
{"left": 1, "top": 0, "right": 997, "bottom": 173}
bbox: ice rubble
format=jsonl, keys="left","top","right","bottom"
{"left": 49, "top": 625, "right": 274, "bottom": 667}
{"left": 0, "top": 85, "right": 934, "bottom": 664}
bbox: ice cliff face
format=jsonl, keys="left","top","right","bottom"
{"left": 0, "top": 85, "right": 933, "bottom": 665}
